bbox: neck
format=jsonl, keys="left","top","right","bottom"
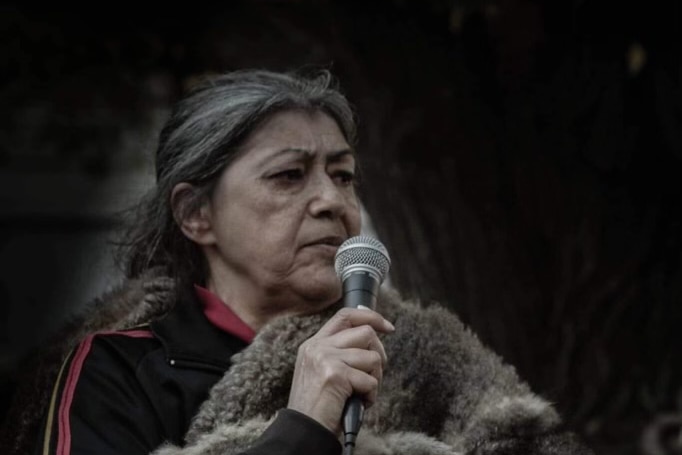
{"left": 202, "top": 251, "right": 340, "bottom": 331}
{"left": 205, "top": 276, "right": 280, "bottom": 332}
{"left": 204, "top": 274, "right": 341, "bottom": 332}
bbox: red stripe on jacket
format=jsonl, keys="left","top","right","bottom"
{"left": 55, "top": 329, "right": 154, "bottom": 455}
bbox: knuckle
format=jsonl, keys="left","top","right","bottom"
{"left": 298, "top": 341, "right": 313, "bottom": 357}
{"left": 374, "top": 367, "right": 383, "bottom": 381}
{"left": 321, "top": 363, "right": 342, "bottom": 383}
{"left": 298, "top": 341, "right": 324, "bottom": 364}
{"left": 333, "top": 309, "right": 354, "bottom": 328}
{"left": 379, "top": 347, "right": 388, "bottom": 365}
{"left": 360, "top": 325, "right": 375, "bottom": 338}
{"left": 368, "top": 376, "right": 379, "bottom": 389}
{"left": 307, "top": 346, "right": 325, "bottom": 364}
{"left": 337, "top": 307, "right": 354, "bottom": 319}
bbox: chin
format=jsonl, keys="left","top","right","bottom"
{"left": 298, "top": 277, "right": 342, "bottom": 308}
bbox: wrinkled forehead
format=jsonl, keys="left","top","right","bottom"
{"left": 232, "top": 109, "right": 355, "bottom": 167}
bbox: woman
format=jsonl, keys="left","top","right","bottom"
{"left": 3, "top": 69, "right": 592, "bottom": 455}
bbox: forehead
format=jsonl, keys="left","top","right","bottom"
{"left": 236, "top": 109, "right": 353, "bottom": 164}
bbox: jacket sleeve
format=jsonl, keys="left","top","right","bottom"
{"left": 35, "top": 334, "right": 341, "bottom": 455}
{"left": 152, "top": 410, "right": 341, "bottom": 455}
{"left": 239, "top": 410, "right": 341, "bottom": 455}
{"left": 34, "top": 333, "right": 166, "bottom": 455}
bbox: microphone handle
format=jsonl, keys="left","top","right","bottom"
{"left": 341, "top": 272, "right": 380, "bottom": 453}
{"left": 342, "top": 395, "right": 364, "bottom": 451}
{"left": 341, "top": 272, "right": 380, "bottom": 310}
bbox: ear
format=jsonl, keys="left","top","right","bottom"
{"left": 171, "top": 182, "right": 216, "bottom": 245}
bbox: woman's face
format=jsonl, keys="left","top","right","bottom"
{"left": 202, "top": 109, "right": 361, "bottom": 314}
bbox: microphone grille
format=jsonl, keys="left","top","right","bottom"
{"left": 334, "top": 235, "right": 391, "bottom": 283}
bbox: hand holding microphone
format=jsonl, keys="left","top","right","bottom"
{"left": 334, "top": 236, "right": 391, "bottom": 453}
{"left": 286, "top": 236, "right": 391, "bottom": 453}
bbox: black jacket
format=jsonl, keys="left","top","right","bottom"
{"left": 4, "top": 271, "right": 594, "bottom": 455}
{"left": 34, "top": 287, "right": 341, "bottom": 455}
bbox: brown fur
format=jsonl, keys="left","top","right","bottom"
{"left": 1, "top": 275, "right": 593, "bottom": 455}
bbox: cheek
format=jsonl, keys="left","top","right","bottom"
{"left": 235, "top": 202, "right": 303, "bottom": 262}
{"left": 347, "top": 201, "right": 363, "bottom": 236}
{"left": 213, "top": 210, "right": 297, "bottom": 280}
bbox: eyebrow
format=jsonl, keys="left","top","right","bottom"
{"left": 257, "top": 147, "right": 356, "bottom": 167}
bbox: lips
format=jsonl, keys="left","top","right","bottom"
{"left": 304, "top": 236, "right": 345, "bottom": 248}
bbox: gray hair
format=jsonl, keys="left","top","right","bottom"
{"left": 118, "top": 68, "right": 357, "bottom": 287}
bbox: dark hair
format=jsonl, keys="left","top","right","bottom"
{"left": 117, "top": 68, "right": 357, "bottom": 289}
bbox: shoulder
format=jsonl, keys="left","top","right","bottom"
{"left": 58, "top": 325, "right": 161, "bottom": 392}
{"left": 47, "top": 325, "right": 163, "bottom": 416}
{"left": 72, "top": 325, "right": 159, "bottom": 361}
{"left": 35, "top": 326, "right": 173, "bottom": 455}
{"left": 56, "top": 327, "right": 164, "bottom": 414}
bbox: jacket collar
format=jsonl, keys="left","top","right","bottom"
{"left": 193, "top": 284, "right": 256, "bottom": 344}
{"left": 150, "top": 285, "right": 249, "bottom": 371}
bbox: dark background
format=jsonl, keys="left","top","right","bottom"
{"left": 1, "top": 2, "right": 680, "bottom": 454}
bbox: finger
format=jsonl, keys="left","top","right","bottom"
{"left": 315, "top": 307, "right": 395, "bottom": 338}
{"left": 325, "top": 325, "right": 387, "bottom": 364}
{"left": 345, "top": 367, "right": 380, "bottom": 404}
{"left": 293, "top": 346, "right": 381, "bottom": 391}
{"left": 299, "top": 332, "right": 387, "bottom": 371}
{"left": 358, "top": 363, "right": 383, "bottom": 408}
{"left": 337, "top": 348, "right": 385, "bottom": 373}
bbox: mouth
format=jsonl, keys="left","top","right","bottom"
{"left": 305, "top": 236, "right": 345, "bottom": 248}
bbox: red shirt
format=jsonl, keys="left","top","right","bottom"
{"left": 193, "top": 284, "right": 256, "bottom": 344}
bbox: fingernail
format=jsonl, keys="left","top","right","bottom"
{"left": 384, "top": 319, "right": 395, "bottom": 331}
{"left": 357, "top": 305, "right": 372, "bottom": 311}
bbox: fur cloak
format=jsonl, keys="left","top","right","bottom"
{"left": 1, "top": 270, "right": 593, "bottom": 455}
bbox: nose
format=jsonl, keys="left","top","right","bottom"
{"left": 308, "top": 172, "right": 347, "bottom": 219}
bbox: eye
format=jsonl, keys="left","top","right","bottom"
{"left": 272, "top": 169, "right": 304, "bottom": 181}
{"left": 333, "top": 170, "right": 356, "bottom": 186}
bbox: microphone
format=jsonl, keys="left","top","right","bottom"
{"left": 334, "top": 235, "right": 391, "bottom": 455}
